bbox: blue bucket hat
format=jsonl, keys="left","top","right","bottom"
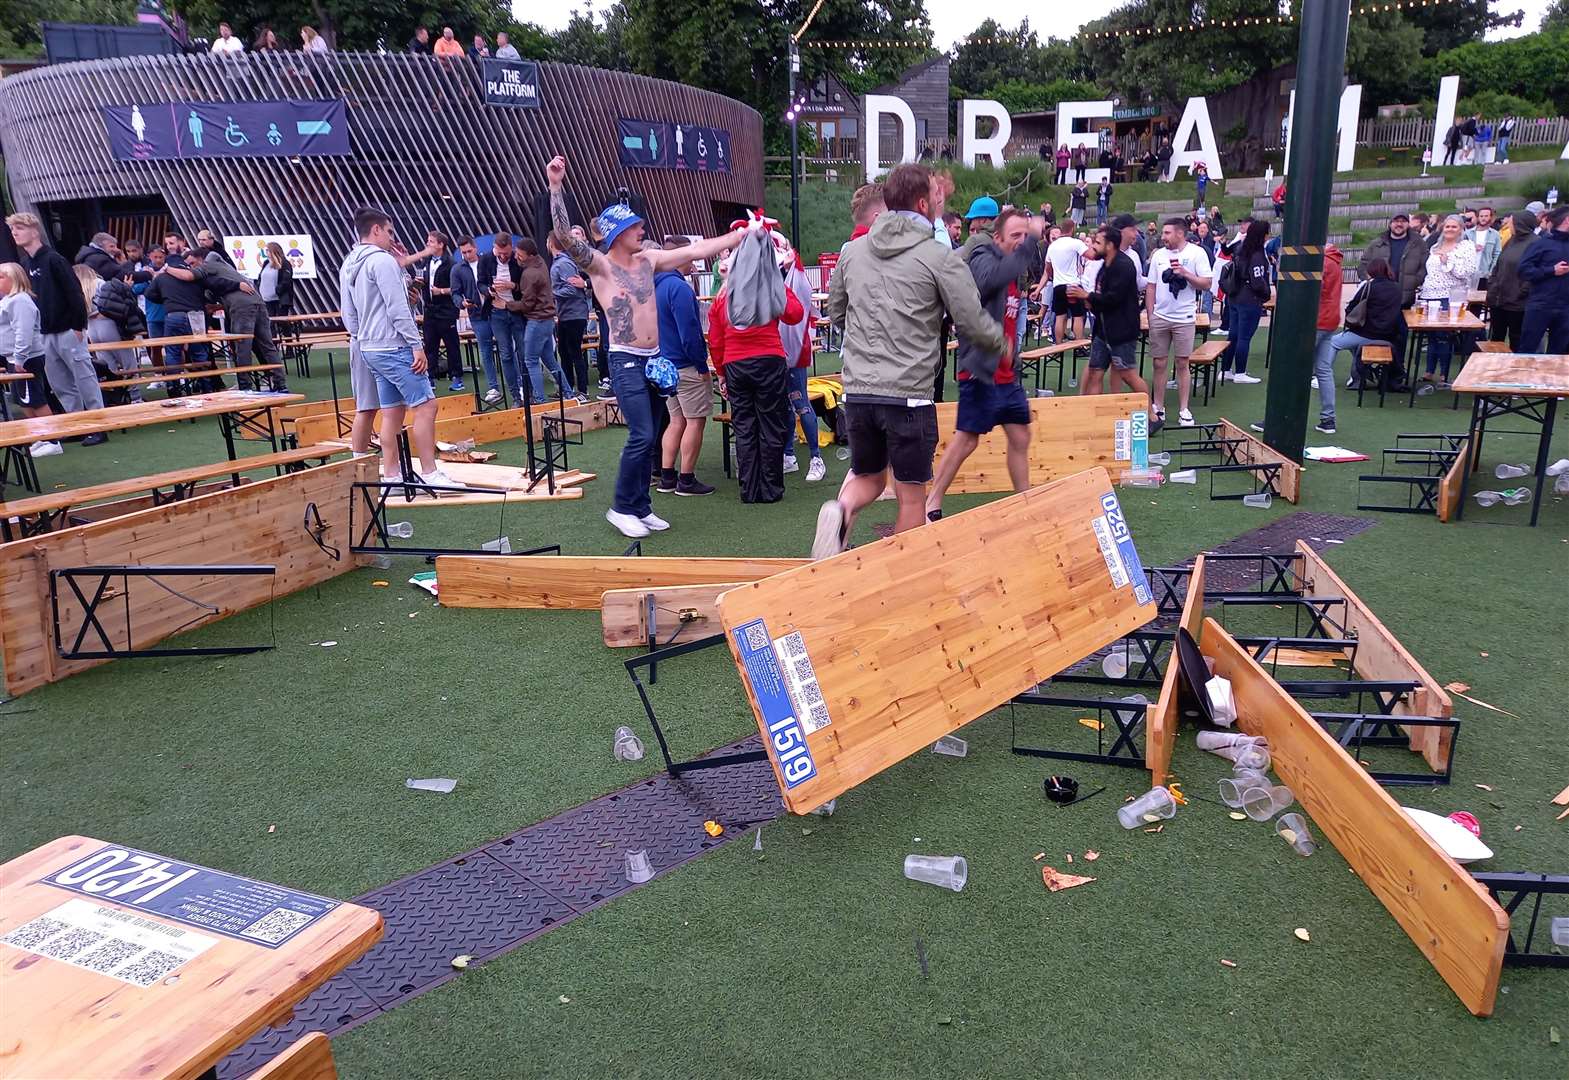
{"left": 596, "top": 203, "right": 644, "bottom": 250}
{"left": 964, "top": 196, "right": 1000, "bottom": 220}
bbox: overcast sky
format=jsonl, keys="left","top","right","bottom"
{"left": 519, "top": 0, "right": 1548, "bottom": 47}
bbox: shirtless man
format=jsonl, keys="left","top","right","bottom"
{"left": 546, "top": 155, "right": 745, "bottom": 538}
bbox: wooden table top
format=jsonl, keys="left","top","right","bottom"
{"left": 270, "top": 311, "right": 342, "bottom": 323}
{"left": 0, "top": 390, "right": 302, "bottom": 448}
{"left": 1139, "top": 313, "right": 1212, "bottom": 330}
{"left": 87, "top": 332, "right": 250, "bottom": 353}
{"left": 1452, "top": 353, "right": 1569, "bottom": 397}
{"left": 0, "top": 835, "right": 381, "bottom": 1080}
{"left": 1404, "top": 309, "right": 1487, "bottom": 332}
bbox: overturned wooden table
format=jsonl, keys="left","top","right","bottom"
{"left": 0, "top": 834, "right": 381, "bottom": 1080}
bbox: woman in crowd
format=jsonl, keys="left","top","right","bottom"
{"left": 256, "top": 241, "right": 294, "bottom": 316}
{"left": 1331, "top": 257, "right": 1406, "bottom": 395}
{"left": 1219, "top": 219, "right": 1271, "bottom": 383}
{"left": 253, "top": 26, "right": 279, "bottom": 50}
{"left": 1415, "top": 214, "right": 1478, "bottom": 387}
{"left": 1486, "top": 210, "right": 1539, "bottom": 351}
{"left": 301, "top": 26, "right": 330, "bottom": 53}
{"left": 0, "top": 262, "right": 62, "bottom": 459}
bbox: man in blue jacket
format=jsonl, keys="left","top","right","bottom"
{"left": 1517, "top": 206, "right": 1569, "bottom": 355}
{"left": 654, "top": 244, "right": 714, "bottom": 496}
{"left": 453, "top": 237, "right": 501, "bottom": 404}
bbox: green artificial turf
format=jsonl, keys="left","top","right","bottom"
{"left": 3, "top": 329, "right": 1567, "bottom": 1078}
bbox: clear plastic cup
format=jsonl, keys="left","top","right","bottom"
{"left": 1195, "top": 731, "right": 1265, "bottom": 752}
{"left": 1230, "top": 744, "right": 1272, "bottom": 772}
{"left": 387, "top": 521, "right": 414, "bottom": 539}
{"left": 1123, "top": 468, "right": 1164, "bottom": 488}
{"left": 1170, "top": 469, "right": 1197, "bottom": 484}
{"left": 1148, "top": 452, "right": 1172, "bottom": 466}
{"left": 1242, "top": 783, "right": 1295, "bottom": 822}
{"left": 613, "top": 726, "right": 645, "bottom": 762}
{"left": 1102, "top": 648, "right": 1129, "bottom": 679}
{"left": 1218, "top": 769, "right": 1271, "bottom": 808}
{"left": 1242, "top": 492, "right": 1273, "bottom": 509}
{"left": 930, "top": 735, "right": 968, "bottom": 757}
{"left": 624, "top": 848, "right": 654, "bottom": 883}
{"left": 835, "top": 446, "right": 851, "bottom": 461}
{"left": 810, "top": 798, "right": 837, "bottom": 817}
{"left": 1276, "top": 812, "right": 1317, "bottom": 856}
{"left": 370, "top": 555, "right": 393, "bottom": 570}
{"left": 482, "top": 536, "right": 512, "bottom": 553}
{"left": 903, "top": 854, "right": 968, "bottom": 892}
{"left": 1117, "top": 786, "right": 1178, "bottom": 829}
{"left": 1551, "top": 916, "right": 1569, "bottom": 947}
{"left": 1494, "top": 463, "right": 1530, "bottom": 480}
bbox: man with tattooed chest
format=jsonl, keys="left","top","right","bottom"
{"left": 546, "top": 155, "right": 746, "bottom": 538}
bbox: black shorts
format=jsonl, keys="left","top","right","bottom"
{"left": 956, "top": 378, "right": 1031, "bottom": 434}
{"left": 1089, "top": 338, "right": 1137, "bottom": 371}
{"left": 1051, "top": 284, "right": 1086, "bottom": 317}
{"left": 848, "top": 401, "right": 938, "bottom": 484}
{"left": 9, "top": 356, "right": 49, "bottom": 409}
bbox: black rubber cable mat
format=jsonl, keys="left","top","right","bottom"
{"left": 221, "top": 512, "right": 1371, "bottom": 1077}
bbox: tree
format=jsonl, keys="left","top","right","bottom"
{"left": 1543, "top": 0, "right": 1569, "bottom": 32}
{"left": 0, "top": 0, "right": 136, "bottom": 57}
{"left": 549, "top": 3, "right": 630, "bottom": 71}
{"left": 1418, "top": 28, "right": 1569, "bottom": 115}
{"left": 949, "top": 19, "right": 1093, "bottom": 98}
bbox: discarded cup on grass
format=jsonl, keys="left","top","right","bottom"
{"left": 386, "top": 521, "right": 414, "bottom": 539}
{"left": 406, "top": 777, "right": 457, "bottom": 794}
{"left": 612, "top": 726, "right": 645, "bottom": 762}
{"left": 370, "top": 555, "right": 394, "bottom": 570}
{"left": 931, "top": 734, "right": 968, "bottom": 757}
{"left": 1101, "top": 648, "right": 1129, "bottom": 679}
{"left": 1494, "top": 463, "right": 1530, "bottom": 480}
{"left": 1551, "top": 916, "right": 1569, "bottom": 947}
{"left": 904, "top": 854, "right": 968, "bottom": 892}
{"left": 835, "top": 446, "right": 851, "bottom": 461}
{"left": 1122, "top": 467, "right": 1164, "bottom": 488}
{"left": 624, "top": 848, "right": 654, "bottom": 883}
{"left": 1547, "top": 458, "right": 1569, "bottom": 477}
{"left": 1206, "top": 675, "right": 1238, "bottom": 728}
{"left": 1148, "top": 452, "right": 1172, "bottom": 467}
{"left": 1219, "top": 770, "right": 1272, "bottom": 808}
{"left": 1242, "top": 783, "right": 1295, "bottom": 822}
{"left": 1276, "top": 813, "right": 1317, "bottom": 856}
{"left": 1118, "top": 786, "right": 1178, "bottom": 829}
{"left": 1242, "top": 492, "right": 1273, "bottom": 509}
{"left": 1196, "top": 731, "right": 1266, "bottom": 752}
{"left": 1170, "top": 469, "right": 1198, "bottom": 484}
{"left": 1556, "top": 473, "right": 1569, "bottom": 496}
{"left": 1475, "top": 488, "right": 1531, "bottom": 507}
{"left": 810, "top": 798, "right": 837, "bottom": 817}
{"left": 1035, "top": 388, "right": 1055, "bottom": 398}
{"left": 482, "top": 536, "right": 512, "bottom": 553}
{"left": 1230, "top": 744, "right": 1272, "bottom": 772}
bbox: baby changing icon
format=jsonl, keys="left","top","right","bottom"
{"left": 266, "top": 123, "right": 282, "bottom": 146}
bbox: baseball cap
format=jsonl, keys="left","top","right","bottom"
{"left": 595, "top": 203, "right": 644, "bottom": 250}
{"left": 1390, "top": 212, "right": 1409, "bottom": 222}
{"left": 964, "top": 196, "right": 1000, "bottom": 220}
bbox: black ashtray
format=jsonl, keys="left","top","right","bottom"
{"left": 1044, "top": 775, "right": 1080, "bottom": 803}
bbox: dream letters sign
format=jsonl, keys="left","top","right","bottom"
{"left": 103, "top": 100, "right": 349, "bottom": 161}
{"left": 482, "top": 58, "right": 542, "bottom": 108}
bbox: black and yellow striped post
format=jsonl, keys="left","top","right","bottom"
{"left": 1262, "top": 0, "right": 1352, "bottom": 462}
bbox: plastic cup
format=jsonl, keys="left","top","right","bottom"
{"left": 1242, "top": 783, "right": 1295, "bottom": 822}
{"left": 1195, "top": 731, "right": 1265, "bottom": 752}
{"left": 835, "top": 446, "right": 851, "bottom": 461}
{"left": 1218, "top": 769, "right": 1271, "bottom": 808}
{"left": 1170, "top": 469, "right": 1197, "bottom": 484}
{"left": 613, "top": 726, "right": 645, "bottom": 762}
{"left": 810, "top": 798, "right": 837, "bottom": 817}
{"left": 624, "top": 848, "right": 654, "bottom": 883}
{"left": 1148, "top": 452, "right": 1172, "bottom": 466}
{"left": 1230, "top": 744, "right": 1272, "bottom": 772}
{"left": 1551, "top": 916, "right": 1569, "bottom": 947}
{"left": 1035, "top": 388, "right": 1055, "bottom": 398}
{"left": 930, "top": 735, "right": 968, "bottom": 758}
{"left": 1102, "top": 648, "right": 1129, "bottom": 679}
{"left": 482, "top": 536, "right": 513, "bottom": 553}
{"left": 1275, "top": 812, "right": 1317, "bottom": 856}
{"left": 904, "top": 854, "right": 968, "bottom": 892}
{"left": 1494, "top": 463, "right": 1529, "bottom": 480}
{"left": 1242, "top": 492, "right": 1273, "bottom": 509}
{"left": 1117, "top": 786, "right": 1178, "bottom": 829}
{"left": 387, "top": 521, "right": 414, "bottom": 539}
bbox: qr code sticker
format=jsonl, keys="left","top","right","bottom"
{"left": 743, "top": 624, "right": 769, "bottom": 653}
{"left": 2, "top": 915, "right": 69, "bottom": 951}
{"left": 241, "top": 907, "right": 313, "bottom": 944}
{"left": 114, "top": 948, "right": 185, "bottom": 987}
{"left": 792, "top": 654, "right": 817, "bottom": 686}
{"left": 777, "top": 633, "right": 806, "bottom": 658}
{"left": 808, "top": 702, "right": 831, "bottom": 731}
{"left": 37, "top": 926, "right": 105, "bottom": 960}
{"left": 802, "top": 681, "right": 826, "bottom": 708}
{"left": 76, "top": 936, "right": 145, "bottom": 975}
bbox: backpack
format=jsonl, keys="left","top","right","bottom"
{"left": 1216, "top": 258, "right": 1237, "bottom": 296}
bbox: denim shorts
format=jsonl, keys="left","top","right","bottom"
{"left": 363, "top": 347, "right": 434, "bottom": 409}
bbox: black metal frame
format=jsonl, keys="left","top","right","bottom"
{"left": 1356, "top": 433, "right": 1469, "bottom": 516}
{"left": 1008, "top": 684, "right": 1151, "bottom": 769}
{"left": 624, "top": 633, "right": 769, "bottom": 775}
{"left": 1471, "top": 872, "right": 1569, "bottom": 969}
{"left": 1217, "top": 594, "right": 1348, "bottom": 639}
{"left": 348, "top": 480, "right": 560, "bottom": 559}
{"left": 1, "top": 442, "right": 41, "bottom": 495}
{"left": 1147, "top": 552, "right": 1305, "bottom": 616}
{"left": 1309, "top": 711, "right": 1457, "bottom": 785}
{"left": 1456, "top": 392, "right": 1560, "bottom": 527}
{"left": 49, "top": 564, "right": 276, "bottom": 660}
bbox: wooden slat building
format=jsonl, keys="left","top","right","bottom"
{"left": 0, "top": 52, "right": 764, "bottom": 311}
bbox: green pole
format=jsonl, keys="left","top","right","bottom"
{"left": 1261, "top": 0, "right": 1351, "bottom": 462}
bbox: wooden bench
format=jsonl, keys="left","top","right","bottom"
{"left": 1358, "top": 344, "right": 1395, "bottom": 408}
{"left": 0, "top": 443, "right": 348, "bottom": 539}
{"left": 251, "top": 1032, "right": 338, "bottom": 1080}
{"left": 98, "top": 363, "right": 285, "bottom": 392}
{"left": 1187, "top": 339, "right": 1229, "bottom": 404}
{"left": 1473, "top": 340, "right": 1509, "bottom": 354}
{"left": 1018, "top": 338, "right": 1088, "bottom": 394}
{"left": 714, "top": 411, "right": 734, "bottom": 477}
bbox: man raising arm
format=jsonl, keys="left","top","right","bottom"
{"left": 544, "top": 155, "right": 744, "bottom": 538}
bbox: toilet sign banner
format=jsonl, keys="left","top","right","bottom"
{"left": 102, "top": 100, "right": 350, "bottom": 161}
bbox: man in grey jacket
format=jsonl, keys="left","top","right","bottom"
{"left": 925, "top": 207, "right": 1046, "bottom": 522}
{"left": 548, "top": 233, "right": 592, "bottom": 406}
{"left": 814, "top": 163, "right": 1004, "bottom": 558}
{"left": 339, "top": 206, "right": 462, "bottom": 488}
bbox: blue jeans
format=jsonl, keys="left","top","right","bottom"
{"left": 1222, "top": 301, "right": 1263, "bottom": 373}
{"left": 488, "top": 310, "right": 528, "bottom": 402}
{"left": 787, "top": 366, "right": 821, "bottom": 458}
{"left": 471, "top": 316, "right": 498, "bottom": 391}
{"left": 1496, "top": 136, "right": 1509, "bottom": 159}
{"left": 609, "top": 352, "right": 654, "bottom": 517}
{"left": 1419, "top": 297, "right": 1453, "bottom": 377}
{"left": 1096, "top": 202, "right": 1108, "bottom": 226}
{"left": 524, "top": 318, "right": 575, "bottom": 402}
{"left": 1519, "top": 304, "right": 1569, "bottom": 355}
{"left": 162, "top": 310, "right": 209, "bottom": 367}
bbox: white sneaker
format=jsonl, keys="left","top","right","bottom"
{"left": 639, "top": 512, "right": 670, "bottom": 532}
{"left": 28, "top": 440, "right": 63, "bottom": 458}
{"left": 483, "top": 387, "right": 502, "bottom": 404}
{"left": 1178, "top": 409, "right": 1195, "bottom": 426}
{"left": 417, "top": 467, "right": 467, "bottom": 490}
{"left": 1231, "top": 372, "right": 1261, "bottom": 384}
{"left": 812, "top": 500, "right": 846, "bottom": 560}
{"left": 606, "top": 508, "right": 650, "bottom": 538}
{"left": 783, "top": 454, "right": 800, "bottom": 474}
{"left": 805, "top": 457, "right": 827, "bottom": 482}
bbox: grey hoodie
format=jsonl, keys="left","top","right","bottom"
{"left": 958, "top": 237, "right": 1033, "bottom": 384}
{"left": 339, "top": 242, "right": 420, "bottom": 352}
{"left": 550, "top": 252, "right": 590, "bottom": 321}
{"left": 828, "top": 211, "right": 1002, "bottom": 402}
{"left": 0, "top": 290, "right": 44, "bottom": 361}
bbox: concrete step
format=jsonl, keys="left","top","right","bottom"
{"left": 1333, "top": 175, "right": 1470, "bottom": 193}
{"left": 1483, "top": 159, "right": 1559, "bottom": 181}
{"left": 1252, "top": 184, "right": 1487, "bottom": 212}
{"left": 1133, "top": 199, "right": 1200, "bottom": 214}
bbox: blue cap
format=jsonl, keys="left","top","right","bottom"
{"left": 964, "top": 196, "right": 1000, "bottom": 220}
{"left": 596, "top": 203, "right": 644, "bottom": 250}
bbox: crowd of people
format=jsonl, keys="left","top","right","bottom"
{"left": 209, "top": 20, "right": 525, "bottom": 60}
